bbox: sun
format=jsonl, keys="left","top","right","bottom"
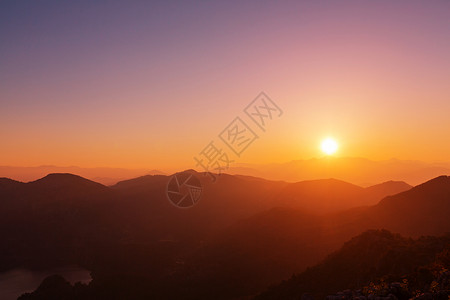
{"left": 321, "top": 138, "right": 338, "bottom": 155}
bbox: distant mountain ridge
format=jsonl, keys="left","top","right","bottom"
{"left": 227, "top": 157, "right": 450, "bottom": 186}
{"left": 0, "top": 166, "right": 166, "bottom": 185}
{"left": 2, "top": 157, "right": 450, "bottom": 186}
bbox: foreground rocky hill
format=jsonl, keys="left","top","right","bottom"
{"left": 255, "top": 230, "right": 450, "bottom": 300}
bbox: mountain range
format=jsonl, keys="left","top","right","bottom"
{"left": 0, "top": 172, "right": 449, "bottom": 299}
{"left": 0, "top": 166, "right": 166, "bottom": 186}
{"left": 228, "top": 157, "right": 450, "bottom": 186}
{"left": 2, "top": 157, "right": 450, "bottom": 187}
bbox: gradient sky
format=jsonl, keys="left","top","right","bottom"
{"left": 1, "top": 1, "right": 449, "bottom": 170}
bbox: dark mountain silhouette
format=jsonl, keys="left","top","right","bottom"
{"left": 0, "top": 174, "right": 119, "bottom": 273}
{"left": 0, "top": 171, "right": 288, "bottom": 276}
{"left": 0, "top": 165, "right": 162, "bottom": 185}
{"left": 273, "top": 179, "right": 411, "bottom": 213}
{"left": 0, "top": 173, "right": 447, "bottom": 300}
{"left": 368, "top": 175, "right": 450, "bottom": 236}
{"left": 169, "top": 176, "right": 448, "bottom": 299}
{"left": 0, "top": 178, "right": 25, "bottom": 198}
{"left": 107, "top": 171, "right": 406, "bottom": 244}
{"left": 26, "top": 173, "right": 112, "bottom": 203}
{"left": 362, "top": 180, "right": 412, "bottom": 203}
{"left": 18, "top": 275, "right": 79, "bottom": 300}
{"left": 28, "top": 173, "right": 106, "bottom": 189}
{"left": 108, "top": 170, "right": 289, "bottom": 242}
{"left": 274, "top": 179, "right": 364, "bottom": 213}
{"left": 255, "top": 229, "right": 450, "bottom": 300}
{"left": 0, "top": 173, "right": 111, "bottom": 210}
{"left": 0, "top": 177, "right": 24, "bottom": 188}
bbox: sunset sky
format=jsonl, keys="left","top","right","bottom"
{"left": 1, "top": 1, "right": 449, "bottom": 170}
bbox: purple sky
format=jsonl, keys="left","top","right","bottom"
{"left": 1, "top": 1, "right": 449, "bottom": 169}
